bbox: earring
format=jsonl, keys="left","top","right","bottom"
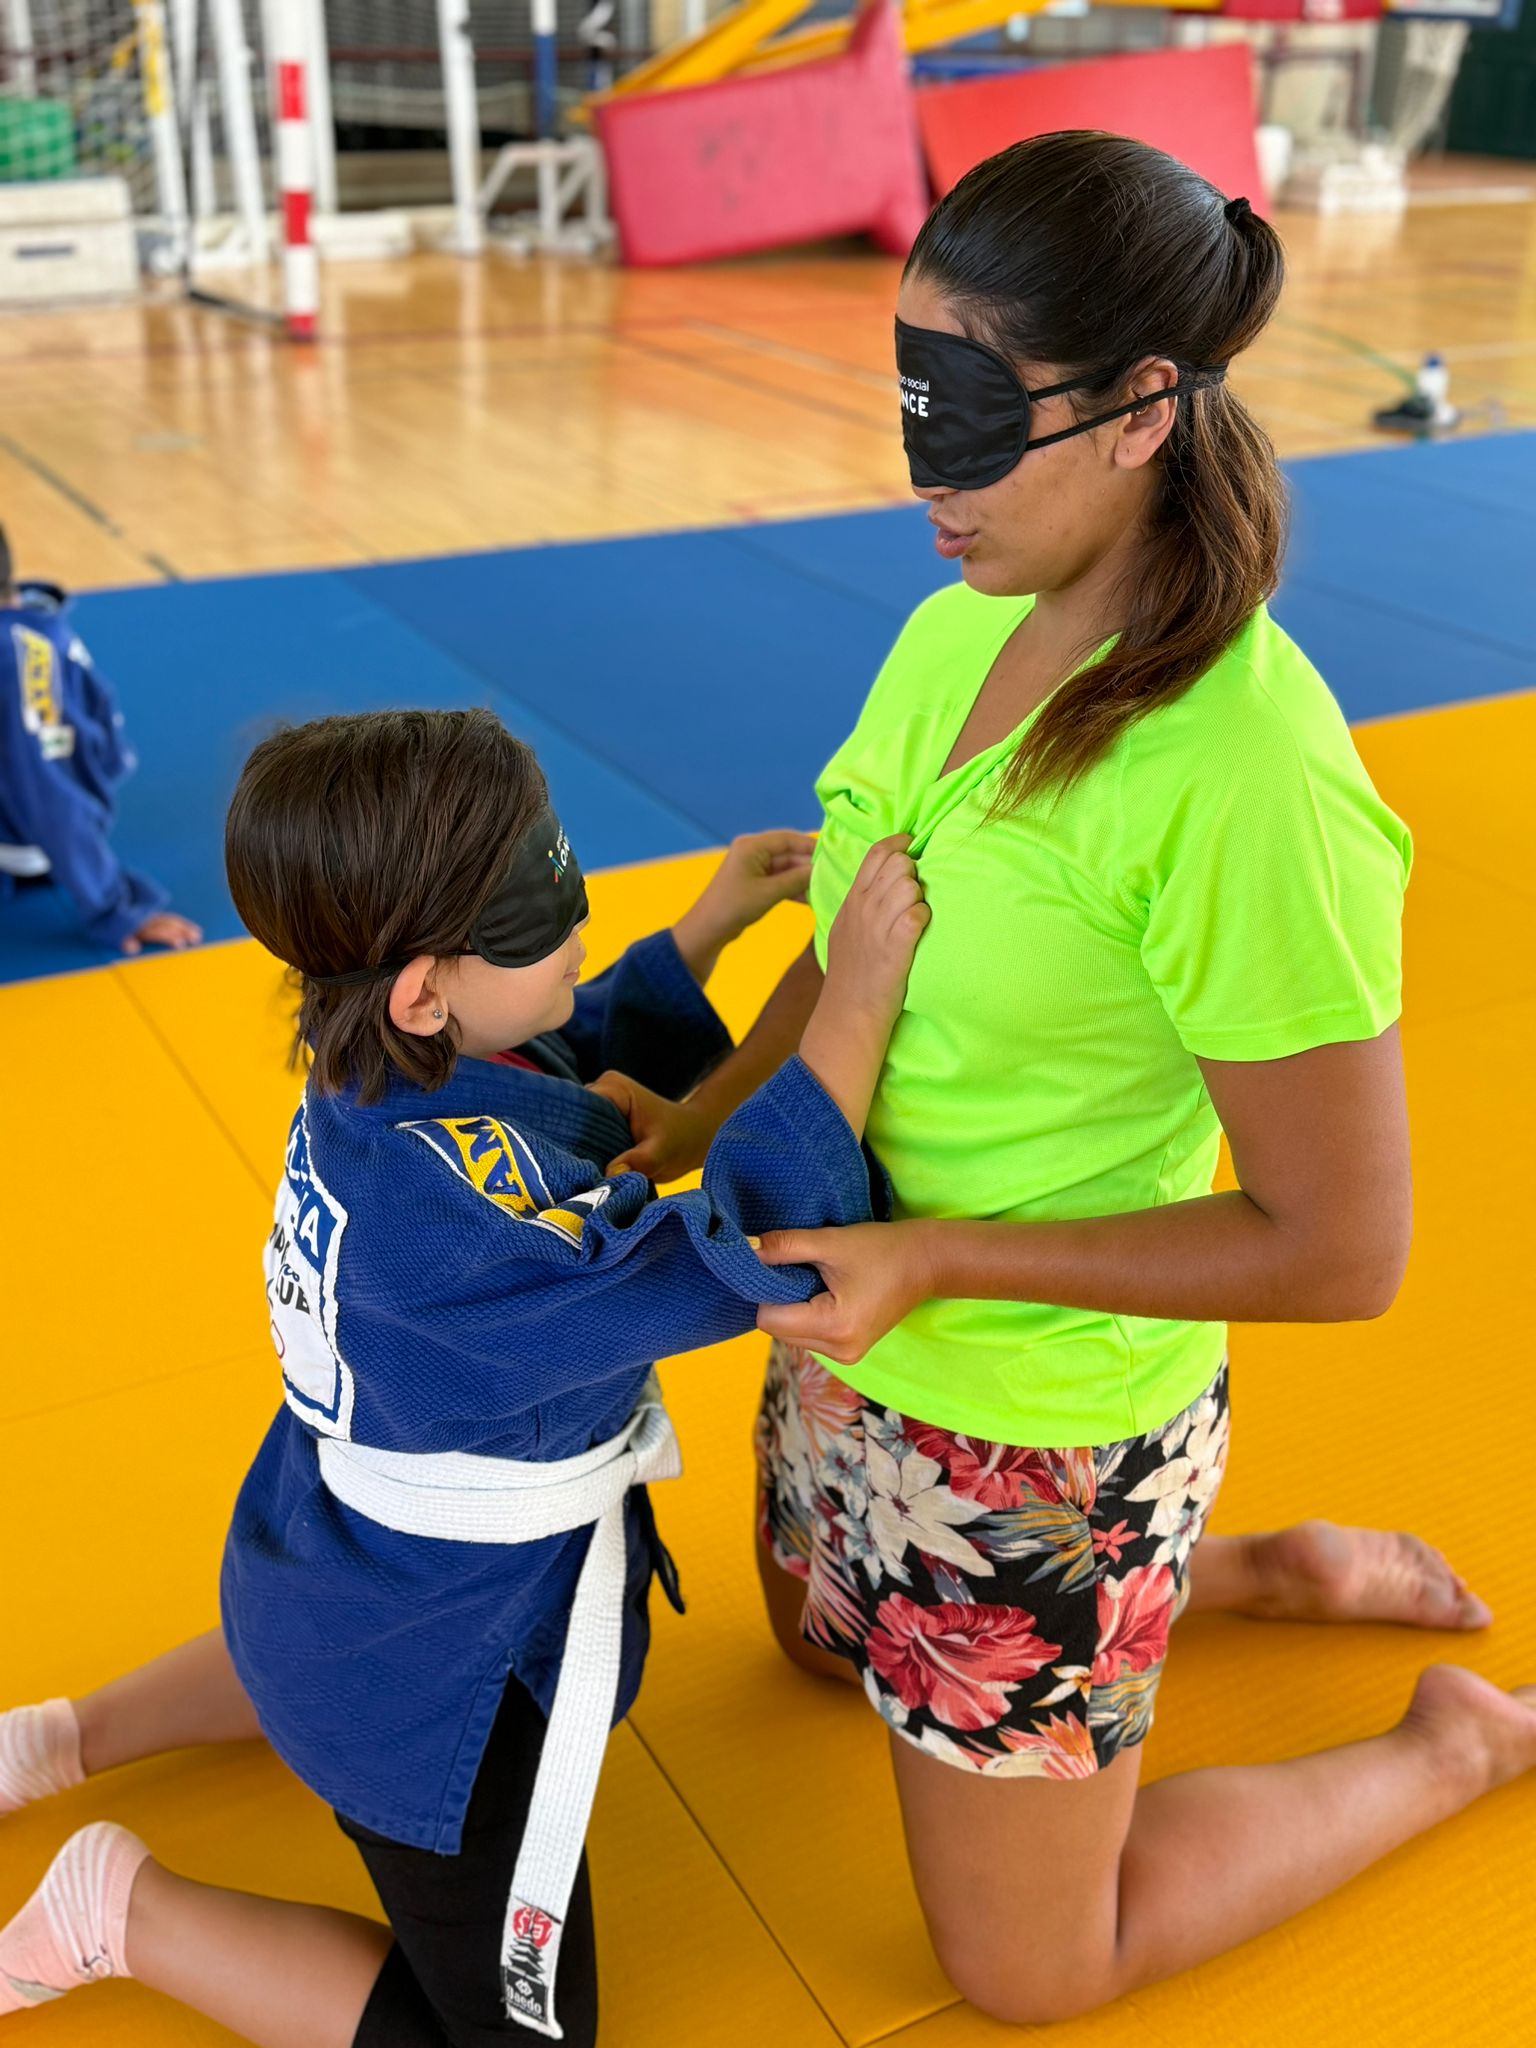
{"left": 432, "top": 1008, "right": 444, "bottom": 1020}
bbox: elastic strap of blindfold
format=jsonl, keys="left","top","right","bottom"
{"left": 1024, "top": 367, "right": 1227, "bottom": 451}
{"left": 308, "top": 955, "right": 436, "bottom": 988}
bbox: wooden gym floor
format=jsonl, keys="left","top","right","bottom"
{"left": 0, "top": 199, "right": 1534, "bottom": 581}
{"left": 2, "top": 196, "right": 1536, "bottom": 2046}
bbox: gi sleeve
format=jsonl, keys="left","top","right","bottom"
{"left": 393, "top": 1057, "right": 892, "bottom": 1406}
{"left": 554, "top": 929, "right": 733, "bottom": 1097}
{"left": 65, "top": 625, "right": 137, "bottom": 783}
{"left": 0, "top": 616, "right": 166, "bottom": 949}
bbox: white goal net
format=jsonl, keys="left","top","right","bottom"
{"left": 1, "top": 0, "right": 180, "bottom": 222}
{"left": 0, "top": 0, "right": 640, "bottom": 307}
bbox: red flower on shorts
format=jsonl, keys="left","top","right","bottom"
{"left": 1092, "top": 1563, "right": 1176, "bottom": 1685}
{"left": 904, "top": 1429, "right": 1067, "bottom": 1511}
{"left": 1092, "top": 1519, "right": 1136, "bottom": 1564}
{"left": 867, "top": 1594, "right": 1060, "bottom": 1731}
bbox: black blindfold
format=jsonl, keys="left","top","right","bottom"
{"left": 896, "top": 318, "right": 1228, "bottom": 492}
{"left": 310, "top": 803, "right": 588, "bottom": 986}
{"left": 469, "top": 805, "right": 588, "bottom": 969}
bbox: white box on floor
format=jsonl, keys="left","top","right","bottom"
{"left": 1284, "top": 145, "right": 1409, "bottom": 215}
{"left": 0, "top": 177, "right": 138, "bottom": 303}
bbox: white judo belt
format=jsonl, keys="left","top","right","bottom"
{"left": 316, "top": 1380, "right": 682, "bottom": 2041}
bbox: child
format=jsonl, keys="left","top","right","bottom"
{"left": 0, "top": 525, "right": 201, "bottom": 955}
{"left": 0, "top": 706, "right": 925, "bottom": 2048}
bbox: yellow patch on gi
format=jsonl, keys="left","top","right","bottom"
{"left": 13, "top": 627, "right": 74, "bottom": 759}
{"left": 424, "top": 1115, "right": 587, "bottom": 1246}
{"left": 17, "top": 628, "right": 57, "bottom": 726}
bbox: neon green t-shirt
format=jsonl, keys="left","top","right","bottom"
{"left": 810, "top": 589, "right": 1412, "bottom": 1446}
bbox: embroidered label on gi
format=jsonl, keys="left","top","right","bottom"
{"left": 502, "top": 1899, "right": 563, "bottom": 2037}
{"left": 402, "top": 1115, "right": 609, "bottom": 1247}
{"left": 12, "top": 625, "right": 74, "bottom": 761}
{"left": 266, "top": 1105, "right": 355, "bottom": 1435}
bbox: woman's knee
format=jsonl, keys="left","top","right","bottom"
{"left": 929, "top": 1924, "right": 1118, "bottom": 2028}
{"left": 895, "top": 1747, "right": 1139, "bottom": 2027}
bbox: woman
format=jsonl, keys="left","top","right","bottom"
{"left": 606, "top": 132, "right": 1536, "bottom": 2023}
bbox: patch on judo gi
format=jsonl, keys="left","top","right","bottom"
{"left": 12, "top": 625, "right": 73, "bottom": 761}
{"left": 267, "top": 1102, "right": 356, "bottom": 1435}
{"left": 502, "top": 1900, "right": 563, "bottom": 2037}
{"left": 402, "top": 1115, "right": 610, "bottom": 1247}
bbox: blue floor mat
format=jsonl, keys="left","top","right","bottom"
{"left": 4, "top": 574, "right": 713, "bottom": 981}
{"left": 1270, "top": 577, "right": 1536, "bottom": 724}
{"left": 721, "top": 503, "right": 945, "bottom": 617}
{"left": 342, "top": 529, "right": 911, "bottom": 843}
{"left": 4, "top": 431, "right": 1533, "bottom": 986}
{"left": 1285, "top": 448, "right": 1536, "bottom": 662}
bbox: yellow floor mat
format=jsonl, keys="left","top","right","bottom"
{"left": 1, "top": 695, "right": 1532, "bottom": 2046}
{"left": 1356, "top": 692, "right": 1536, "bottom": 882}
{"left": 0, "top": 1357, "right": 841, "bottom": 2048}
{"left": 2, "top": 974, "right": 271, "bottom": 1421}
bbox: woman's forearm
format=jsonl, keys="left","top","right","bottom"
{"left": 915, "top": 1188, "right": 1408, "bottom": 1326}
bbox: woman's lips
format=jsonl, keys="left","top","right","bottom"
{"left": 931, "top": 521, "right": 977, "bottom": 561}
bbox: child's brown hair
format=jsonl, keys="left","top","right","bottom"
{"left": 226, "top": 708, "right": 546, "bottom": 1103}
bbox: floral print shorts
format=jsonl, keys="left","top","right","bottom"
{"left": 755, "top": 1342, "right": 1231, "bottom": 1779}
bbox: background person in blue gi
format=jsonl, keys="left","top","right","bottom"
{"left": 0, "top": 526, "right": 202, "bottom": 956}
{"left": 0, "top": 706, "right": 928, "bottom": 2048}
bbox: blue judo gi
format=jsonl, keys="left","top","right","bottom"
{"left": 0, "top": 580, "right": 166, "bottom": 947}
{"left": 222, "top": 930, "right": 886, "bottom": 1850}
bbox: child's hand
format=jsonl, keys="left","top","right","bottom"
{"left": 709, "top": 829, "right": 818, "bottom": 930}
{"left": 672, "top": 830, "right": 816, "bottom": 985}
{"left": 822, "top": 836, "right": 929, "bottom": 1026}
{"left": 587, "top": 1070, "right": 716, "bottom": 1182}
{"left": 122, "top": 910, "right": 203, "bottom": 955}
{"left": 795, "top": 838, "right": 928, "bottom": 1139}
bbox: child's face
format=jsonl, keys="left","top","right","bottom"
{"left": 434, "top": 921, "right": 589, "bottom": 1059}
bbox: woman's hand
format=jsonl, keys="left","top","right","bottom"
{"left": 755, "top": 1221, "right": 937, "bottom": 1364}
{"left": 587, "top": 1070, "right": 717, "bottom": 1181}
{"left": 672, "top": 830, "right": 817, "bottom": 984}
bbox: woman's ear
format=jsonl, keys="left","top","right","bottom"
{"left": 389, "top": 954, "right": 448, "bottom": 1038}
{"left": 1114, "top": 357, "right": 1181, "bottom": 470}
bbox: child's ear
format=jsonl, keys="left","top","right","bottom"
{"left": 389, "top": 955, "right": 449, "bottom": 1038}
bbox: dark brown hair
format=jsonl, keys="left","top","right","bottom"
{"left": 906, "top": 129, "right": 1288, "bottom": 808}
{"left": 225, "top": 708, "right": 546, "bottom": 1103}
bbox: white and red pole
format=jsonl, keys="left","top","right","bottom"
{"left": 273, "top": 0, "right": 318, "bottom": 340}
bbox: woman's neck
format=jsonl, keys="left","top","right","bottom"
{"left": 1029, "top": 515, "right": 1147, "bottom": 675}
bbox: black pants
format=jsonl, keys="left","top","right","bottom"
{"left": 340, "top": 1676, "right": 599, "bottom": 2048}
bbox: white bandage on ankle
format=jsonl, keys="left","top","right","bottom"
{"left": 0, "top": 1699, "right": 84, "bottom": 1815}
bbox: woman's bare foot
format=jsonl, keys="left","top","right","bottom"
{"left": 1400, "top": 1665, "right": 1536, "bottom": 1799}
{"left": 1208, "top": 1522, "right": 1493, "bottom": 1631}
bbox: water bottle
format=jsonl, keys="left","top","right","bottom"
{"left": 1416, "top": 354, "right": 1455, "bottom": 429}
